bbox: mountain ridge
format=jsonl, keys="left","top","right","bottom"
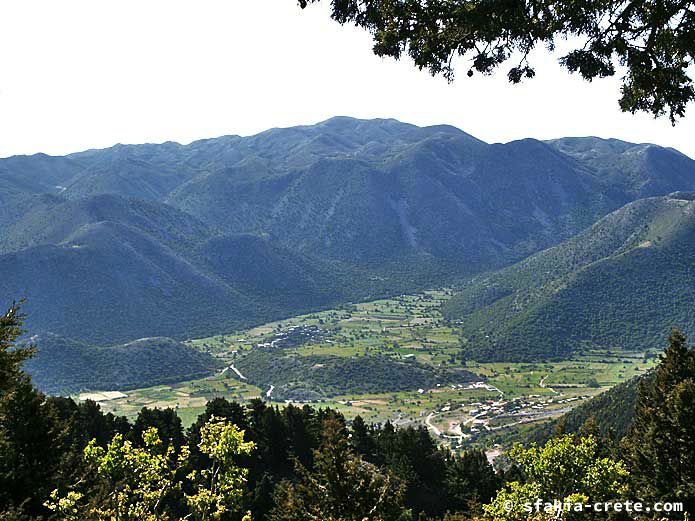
{"left": 1, "top": 117, "right": 694, "bottom": 364}
{"left": 443, "top": 193, "right": 695, "bottom": 360}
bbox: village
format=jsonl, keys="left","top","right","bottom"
{"left": 96, "top": 290, "right": 656, "bottom": 450}
{"left": 420, "top": 380, "right": 589, "bottom": 448}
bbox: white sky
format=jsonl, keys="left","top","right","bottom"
{"left": 1, "top": 0, "right": 693, "bottom": 159}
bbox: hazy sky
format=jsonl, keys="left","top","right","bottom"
{"left": 1, "top": 0, "right": 693, "bottom": 158}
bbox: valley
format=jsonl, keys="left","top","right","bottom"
{"left": 4, "top": 118, "right": 695, "bottom": 352}
{"left": 2, "top": 118, "right": 690, "bottom": 449}
{"left": 4, "top": 2, "right": 695, "bottom": 515}
{"left": 97, "top": 289, "right": 657, "bottom": 448}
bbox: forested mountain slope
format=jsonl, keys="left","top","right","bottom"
{"left": 444, "top": 193, "right": 695, "bottom": 360}
{"left": 23, "top": 334, "right": 219, "bottom": 395}
{"left": 1, "top": 117, "right": 694, "bottom": 350}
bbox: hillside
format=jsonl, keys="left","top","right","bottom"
{"left": 234, "top": 348, "right": 479, "bottom": 401}
{"left": 166, "top": 129, "right": 619, "bottom": 268}
{"left": 0, "top": 221, "right": 249, "bottom": 343}
{"left": 547, "top": 137, "right": 695, "bottom": 199}
{"left": 23, "top": 334, "right": 219, "bottom": 395}
{"left": 0, "top": 193, "right": 211, "bottom": 254}
{"left": 0, "top": 221, "right": 376, "bottom": 343}
{"left": 550, "top": 375, "right": 643, "bottom": 441}
{"left": 443, "top": 193, "right": 695, "bottom": 360}
{"left": 1, "top": 117, "right": 694, "bottom": 365}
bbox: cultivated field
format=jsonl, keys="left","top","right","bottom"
{"left": 99, "top": 289, "right": 657, "bottom": 449}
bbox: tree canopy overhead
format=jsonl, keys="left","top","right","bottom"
{"left": 299, "top": 0, "right": 695, "bottom": 122}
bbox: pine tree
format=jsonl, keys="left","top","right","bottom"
{"left": 0, "top": 377, "right": 68, "bottom": 515}
{"left": 131, "top": 407, "right": 186, "bottom": 453}
{"left": 0, "top": 301, "right": 68, "bottom": 516}
{"left": 445, "top": 449, "right": 500, "bottom": 512}
{"left": 0, "top": 302, "right": 35, "bottom": 394}
{"left": 270, "top": 418, "right": 410, "bottom": 521}
{"left": 622, "top": 328, "right": 695, "bottom": 515}
{"left": 350, "top": 415, "right": 377, "bottom": 461}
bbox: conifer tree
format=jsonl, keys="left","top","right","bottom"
{"left": 622, "top": 328, "right": 695, "bottom": 515}
{"left": 0, "top": 302, "right": 35, "bottom": 394}
{"left": 0, "top": 302, "right": 67, "bottom": 516}
{"left": 350, "top": 415, "right": 378, "bottom": 461}
{"left": 270, "top": 418, "right": 410, "bottom": 521}
{"left": 445, "top": 449, "right": 500, "bottom": 511}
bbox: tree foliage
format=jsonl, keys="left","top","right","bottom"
{"left": 46, "top": 427, "right": 186, "bottom": 521}
{"left": 0, "top": 302, "right": 65, "bottom": 515}
{"left": 0, "top": 302, "right": 34, "bottom": 394}
{"left": 299, "top": 0, "right": 695, "bottom": 121}
{"left": 186, "top": 417, "right": 255, "bottom": 521}
{"left": 46, "top": 418, "right": 254, "bottom": 521}
{"left": 483, "top": 434, "right": 629, "bottom": 520}
{"left": 622, "top": 328, "right": 695, "bottom": 515}
{"left": 270, "top": 418, "right": 410, "bottom": 521}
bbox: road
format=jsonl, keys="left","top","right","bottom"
{"left": 221, "top": 364, "right": 247, "bottom": 380}
{"left": 425, "top": 412, "right": 443, "bottom": 436}
{"left": 539, "top": 374, "right": 558, "bottom": 394}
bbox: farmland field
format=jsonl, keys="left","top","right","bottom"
{"left": 97, "top": 289, "right": 658, "bottom": 449}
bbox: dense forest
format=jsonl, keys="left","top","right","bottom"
{"left": 443, "top": 194, "right": 695, "bottom": 361}
{"left": 2, "top": 303, "right": 695, "bottom": 520}
{"left": 23, "top": 334, "right": 220, "bottom": 395}
{"left": 235, "top": 349, "right": 478, "bottom": 401}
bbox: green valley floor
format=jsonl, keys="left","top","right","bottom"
{"left": 92, "top": 289, "right": 657, "bottom": 449}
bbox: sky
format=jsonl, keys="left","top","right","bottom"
{"left": 1, "top": 0, "right": 693, "bottom": 159}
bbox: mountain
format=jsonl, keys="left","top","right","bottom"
{"left": 543, "top": 375, "right": 644, "bottom": 442}
{"left": 443, "top": 193, "right": 695, "bottom": 360}
{"left": 547, "top": 137, "right": 695, "bottom": 199}
{"left": 0, "top": 208, "right": 364, "bottom": 344}
{"left": 0, "top": 193, "right": 210, "bottom": 254}
{"left": 23, "top": 334, "right": 219, "bottom": 395}
{"left": 1, "top": 117, "right": 694, "bottom": 353}
{"left": 167, "top": 126, "right": 619, "bottom": 268}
